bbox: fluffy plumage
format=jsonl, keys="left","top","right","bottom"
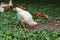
{"left": 4, "top": 6, "right": 11, "bottom": 12}
{"left": 15, "top": 7, "right": 40, "bottom": 30}
{"left": 1, "top": 2, "right": 8, "bottom": 7}
{"left": 34, "top": 12, "right": 49, "bottom": 18}
{"left": 0, "top": 5, "right": 11, "bottom": 12}
{"left": 0, "top": 0, "right": 13, "bottom": 12}
{"left": 0, "top": 0, "right": 13, "bottom": 7}
{"left": 8, "top": 0, "right": 13, "bottom": 6}
{"left": 0, "top": 5, "right": 4, "bottom": 12}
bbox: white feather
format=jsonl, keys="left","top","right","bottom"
{"left": 1, "top": 0, "right": 13, "bottom": 7}
{"left": 1, "top": 3, "right": 8, "bottom": 7}
{"left": 8, "top": 0, "right": 13, "bottom": 6}
{"left": 0, "top": 5, "right": 4, "bottom": 12}
{"left": 16, "top": 7, "right": 37, "bottom": 25}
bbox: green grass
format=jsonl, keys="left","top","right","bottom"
{"left": 0, "top": 27, "right": 60, "bottom": 40}
{"left": 0, "top": 2, "right": 60, "bottom": 40}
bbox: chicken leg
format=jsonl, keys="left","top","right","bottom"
{"left": 22, "top": 23, "right": 29, "bottom": 31}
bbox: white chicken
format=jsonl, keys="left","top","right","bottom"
{"left": 0, "top": 0, "right": 13, "bottom": 7}
{"left": 0, "top": 5, "right": 11, "bottom": 12}
{"left": 0, "top": 5, "right": 4, "bottom": 12}
{"left": 0, "top": 0, "right": 13, "bottom": 12}
{"left": 15, "top": 7, "right": 40, "bottom": 30}
{"left": 0, "top": 2, "right": 8, "bottom": 7}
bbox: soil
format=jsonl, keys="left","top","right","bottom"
{"left": 9, "top": 20, "right": 60, "bottom": 30}
{"left": 40, "top": 21, "right": 60, "bottom": 30}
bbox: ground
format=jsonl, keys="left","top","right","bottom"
{"left": 41, "top": 21, "right": 60, "bottom": 30}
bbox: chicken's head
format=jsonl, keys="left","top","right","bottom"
{"left": 34, "top": 23, "right": 40, "bottom": 28}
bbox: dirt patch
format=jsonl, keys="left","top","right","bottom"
{"left": 9, "top": 20, "right": 60, "bottom": 30}
{"left": 40, "top": 21, "right": 60, "bottom": 30}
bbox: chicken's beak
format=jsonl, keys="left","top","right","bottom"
{"left": 34, "top": 23, "right": 40, "bottom": 28}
